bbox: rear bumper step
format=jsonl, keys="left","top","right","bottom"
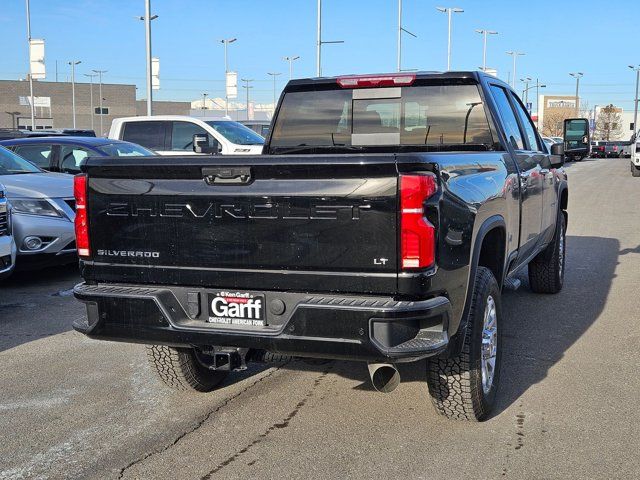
{"left": 73, "top": 282, "right": 452, "bottom": 362}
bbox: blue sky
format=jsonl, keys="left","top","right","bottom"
{"left": 1, "top": 0, "right": 638, "bottom": 111}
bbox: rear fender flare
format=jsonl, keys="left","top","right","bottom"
{"left": 445, "top": 214, "right": 506, "bottom": 357}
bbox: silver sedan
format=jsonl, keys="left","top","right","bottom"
{"left": 0, "top": 146, "right": 75, "bottom": 271}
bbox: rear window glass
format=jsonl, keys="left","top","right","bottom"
{"left": 270, "top": 84, "right": 495, "bottom": 150}
{"left": 98, "top": 143, "right": 155, "bottom": 156}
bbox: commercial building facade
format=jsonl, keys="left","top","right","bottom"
{"left": 0, "top": 79, "right": 189, "bottom": 137}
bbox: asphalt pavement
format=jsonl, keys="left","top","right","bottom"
{"left": 1, "top": 157, "right": 639, "bottom": 480}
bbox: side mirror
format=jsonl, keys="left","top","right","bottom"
{"left": 193, "top": 133, "right": 221, "bottom": 154}
{"left": 550, "top": 143, "right": 564, "bottom": 167}
{"left": 563, "top": 118, "right": 590, "bottom": 157}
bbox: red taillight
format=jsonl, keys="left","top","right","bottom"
{"left": 337, "top": 74, "right": 416, "bottom": 89}
{"left": 74, "top": 174, "right": 90, "bottom": 257}
{"left": 400, "top": 174, "right": 437, "bottom": 269}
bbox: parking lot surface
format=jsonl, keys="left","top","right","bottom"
{"left": 1, "top": 157, "right": 639, "bottom": 479}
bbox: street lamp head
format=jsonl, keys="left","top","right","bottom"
{"left": 220, "top": 38, "right": 237, "bottom": 44}
{"left": 452, "top": 8, "right": 464, "bottom": 13}
{"left": 436, "top": 7, "right": 446, "bottom": 12}
{"left": 569, "top": 72, "right": 584, "bottom": 78}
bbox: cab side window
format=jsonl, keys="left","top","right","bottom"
{"left": 510, "top": 94, "right": 542, "bottom": 152}
{"left": 489, "top": 85, "right": 524, "bottom": 150}
{"left": 13, "top": 144, "right": 53, "bottom": 169}
{"left": 122, "top": 121, "right": 167, "bottom": 151}
{"left": 170, "top": 122, "right": 208, "bottom": 151}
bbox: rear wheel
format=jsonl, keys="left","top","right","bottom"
{"left": 146, "top": 345, "right": 228, "bottom": 392}
{"left": 528, "top": 211, "right": 566, "bottom": 293}
{"left": 631, "top": 163, "right": 640, "bottom": 177}
{"left": 426, "top": 267, "right": 502, "bottom": 421}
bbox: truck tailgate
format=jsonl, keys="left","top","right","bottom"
{"left": 82, "top": 155, "right": 400, "bottom": 294}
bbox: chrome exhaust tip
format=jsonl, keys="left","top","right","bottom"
{"left": 368, "top": 363, "right": 400, "bottom": 393}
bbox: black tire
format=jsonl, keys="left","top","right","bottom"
{"left": 426, "top": 267, "right": 502, "bottom": 421}
{"left": 146, "top": 345, "right": 228, "bottom": 392}
{"left": 528, "top": 211, "right": 566, "bottom": 294}
{"left": 631, "top": 163, "right": 640, "bottom": 177}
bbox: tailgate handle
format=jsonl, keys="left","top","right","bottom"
{"left": 202, "top": 167, "right": 252, "bottom": 185}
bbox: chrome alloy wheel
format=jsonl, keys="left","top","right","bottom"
{"left": 481, "top": 295, "right": 498, "bottom": 395}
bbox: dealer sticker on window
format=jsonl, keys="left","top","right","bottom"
{"left": 207, "top": 291, "right": 266, "bottom": 326}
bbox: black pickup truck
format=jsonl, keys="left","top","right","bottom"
{"left": 73, "top": 71, "right": 571, "bottom": 421}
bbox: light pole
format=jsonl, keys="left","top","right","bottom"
{"left": 520, "top": 77, "right": 532, "bottom": 104}
{"left": 569, "top": 72, "right": 583, "bottom": 117}
{"left": 241, "top": 78, "right": 254, "bottom": 120}
{"left": 68, "top": 60, "right": 81, "bottom": 128}
{"left": 137, "top": 1, "right": 158, "bottom": 116}
{"left": 25, "top": 0, "right": 35, "bottom": 130}
{"left": 83, "top": 73, "right": 97, "bottom": 131}
{"left": 629, "top": 65, "right": 640, "bottom": 140}
{"left": 397, "top": 0, "right": 417, "bottom": 72}
{"left": 267, "top": 72, "right": 281, "bottom": 115}
{"left": 93, "top": 69, "right": 107, "bottom": 136}
{"left": 283, "top": 55, "right": 300, "bottom": 80}
{"left": 201, "top": 93, "right": 208, "bottom": 116}
{"left": 475, "top": 29, "right": 497, "bottom": 72}
{"left": 436, "top": 7, "right": 463, "bottom": 71}
{"left": 316, "top": 0, "right": 344, "bottom": 76}
{"left": 220, "top": 38, "right": 237, "bottom": 117}
{"left": 506, "top": 51, "right": 525, "bottom": 87}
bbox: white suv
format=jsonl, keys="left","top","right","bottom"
{"left": 108, "top": 116, "right": 265, "bottom": 156}
{"left": 0, "top": 183, "right": 17, "bottom": 280}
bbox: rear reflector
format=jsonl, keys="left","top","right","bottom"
{"left": 74, "top": 174, "right": 90, "bottom": 257}
{"left": 400, "top": 174, "right": 437, "bottom": 269}
{"left": 337, "top": 74, "right": 416, "bottom": 88}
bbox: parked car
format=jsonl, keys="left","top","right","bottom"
{"left": 73, "top": 71, "right": 571, "bottom": 422}
{"left": 0, "top": 128, "right": 68, "bottom": 141}
{"left": 240, "top": 120, "right": 271, "bottom": 137}
{"left": 0, "top": 182, "right": 17, "bottom": 280}
{"left": 603, "top": 141, "right": 625, "bottom": 158}
{"left": 0, "top": 137, "right": 154, "bottom": 174}
{"left": 40, "top": 129, "right": 96, "bottom": 137}
{"left": 590, "top": 141, "right": 606, "bottom": 158}
{"left": 0, "top": 146, "right": 75, "bottom": 270}
{"left": 108, "top": 116, "right": 264, "bottom": 156}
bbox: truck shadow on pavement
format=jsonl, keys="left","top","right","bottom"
{"left": 492, "top": 235, "right": 619, "bottom": 417}
{"left": 286, "top": 235, "right": 619, "bottom": 419}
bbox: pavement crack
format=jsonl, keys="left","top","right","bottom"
{"left": 117, "top": 364, "right": 286, "bottom": 479}
{"left": 200, "top": 364, "right": 333, "bottom": 479}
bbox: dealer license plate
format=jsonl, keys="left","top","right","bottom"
{"left": 207, "top": 291, "right": 266, "bottom": 326}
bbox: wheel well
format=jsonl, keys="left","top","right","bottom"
{"left": 477, "top": 227, "right": 506, "bottom": 287}
{"left": 560, "top": 188, "right": 568, "bottom": 211}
